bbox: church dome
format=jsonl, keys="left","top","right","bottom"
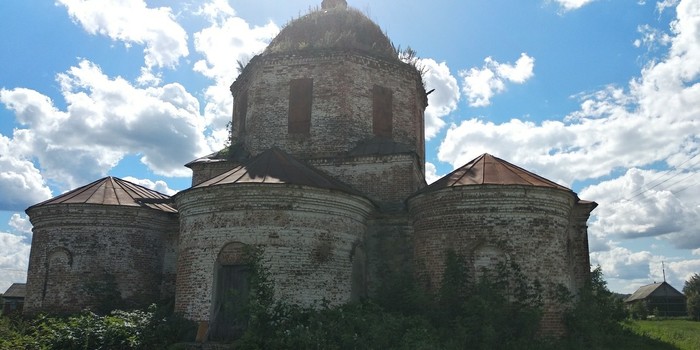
{"left": 263, "top": 2, "right": 396, "bottom": 59}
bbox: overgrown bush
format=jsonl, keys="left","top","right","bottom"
{"left": 563, "top": 266, "right": 627, "bottom": 348}
{"left": 233, "top": 249, "right": 548, "bottom": 349}
{"left": 0, "top": 304, "right": 195, "bottom": 350}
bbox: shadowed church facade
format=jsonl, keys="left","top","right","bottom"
{"left": 23, "top": 0, "right": 596, "bottom": 336}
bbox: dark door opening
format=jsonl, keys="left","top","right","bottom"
{"left": 210, "top": 265, "right": 250, "bottom": 341}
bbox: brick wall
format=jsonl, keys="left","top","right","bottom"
{"left": 408, "top": 185, "right": 579, "bottom": 334}
{"left": 310, "top": 153, "right": 425, "bottom": 208}
{"left": 174, "top": 184, "right": 374, "bottom": 322}
{"left": 24, "top": 205, "right": 178, "bottom": 314}
{"left": 188, "top": 161, "right": 239, "bottom": 187}
{"left": 230, "top": 50, "right": 426, "bottom": 163}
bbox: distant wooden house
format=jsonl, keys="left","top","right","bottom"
{"left": 625, "top": 281, "right": 686, "bottom": 317}
{"left": 2, "top": 283, "right": 26, "bottom": 316}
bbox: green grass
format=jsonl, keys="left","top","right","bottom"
{"left": 622, "top": 319, "right": 700, "bottom": 350}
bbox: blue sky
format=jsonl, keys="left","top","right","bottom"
{"left": 1, "top": 0, "right": 698, "bottom": 294}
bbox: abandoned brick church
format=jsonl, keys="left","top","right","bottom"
{"left": 23, "top": 0, "right": 596, "bottom": 335}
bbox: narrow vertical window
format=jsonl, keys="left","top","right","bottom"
{"left": 288, "top": 78, "right": 313, "bottom": 134}
{"left": 372, "top": 85, "right": 393, "bottom": 138}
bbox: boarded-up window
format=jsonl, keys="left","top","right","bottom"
{"left": 235, "top": 91, "right": 248, "bottom": 134}
{"left": 373, "top": 85, "right": 393, "bottom": 138}
{"left": 288, "top": 78, "right": 313, "bottom": 134}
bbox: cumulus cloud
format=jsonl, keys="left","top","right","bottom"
{"left": 0, "top": 230, "right": 31, "bottom": 294}
{"left": 581, "top": 167, "right": 700, "bottom": 249}
{"left": 459, "top": 53, "right": 534, "bottom": 107}
{"left": 552, "top": 0, "right": 597, "bottom": 12}
{"left": 634, "top": 24, "right": 673, "bottom": 50}
{"left": 424, "top": 162, "right": 442, "bottom": 184}
{"left": 421, "top": 58, "right": 460, "bottom": 139}
{"left": 1, "top": 60, "right": 210, "bottom": 191}
{"left": 57, "top": 0, "right": 189, "bottom": 82}
{"left": 192, "top": 0, "right": 279, "bottom": 137}
{"left": 9, "top": 214, "right": 32, "bottom": 237}
{"left": 122, "top": 176, "right": 178, "bottom": 196}
{"left": 0, "top": 135, "right": 52, "bottom": 211}
{"left": 588, "top": 245, "right": 699, "bottom": 293}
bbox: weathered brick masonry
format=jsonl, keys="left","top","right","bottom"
{"left": 25, "top": 203, "right": 178, "bottom": 314}
{"left": 175, "top": 185, "right": 374, "bottom": 321}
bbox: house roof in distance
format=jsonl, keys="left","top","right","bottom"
{"left": 26, "top": 177, "right": 176, "bottom": 213}
{"left": 2, "top": 283, "right": 26, "bottom": 299}
{"left": 625, "top": 281, "right": 685, "bottom": 302}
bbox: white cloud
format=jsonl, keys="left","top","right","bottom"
{"left": 657, "top": 0, "right": 681, "bottom": 13}
{"left": 459, "top": 53, "right": 534, "bottom": 107}
{"left": 590, "top": 246, "right": 654, "bottom": 288}
{"left": 0, "top": 230, "right": 30, "bottom": 294}
{"left": 193, "top": 1, "right": 278, "bottom": 133}
{"left": 57, "top": 0, "right": 189, "bottom": 81}
{"left": 581, "top": 168, "right": 700, "bottom": 249}
{"left": 1, "top": 60, "right": 211, "bottom": 191}
{"left": 9, "top": 213, "right": 32, "bottom": 236}
{"left": 693, "top": 248, "right": 700, "bottom": 256}
{"left": 588, "top": 245, "right": 697, "bottom": 292}
{"left": 122, "top": 176, "right": 178, "bottom": 196}
{"left": 667, "top": 259, "right": 700, "bottom": 287}
{"left": 634, "top": 24, "right": 672, "bottom": 50}
{"left": 0, "top": 135, "right": 52, "bottom": 211}
{"left": 421, "top": 58, "right": 460, "bottom": 139}
{"left": 439, "top": 1, "right": 700, "bottom": 190}
{"left": 552, "top": 0, "right": 597, "bottom": 12}
{"left": 424, "top": 162, "right": 442, "bottom": 184}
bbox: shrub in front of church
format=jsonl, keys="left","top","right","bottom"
{"left": 0, "top": 305, "right": 195, "bottom": 350}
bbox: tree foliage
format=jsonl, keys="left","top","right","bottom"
{"left": 683, "top": 273, "right": 700, "bottom": 321}
{"left": 234, "top": 249, "right": 548, "bottom": 349}
{"left": 564, "top": 266, "right": 627, "bottom": 348}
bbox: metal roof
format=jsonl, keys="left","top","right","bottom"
{"left": 185, "top": 143, "right": 250, "bottom": 167}
{"left": 26, "top": 177, "right": 176, "bottom": 213}
{"left": 193, "top": 147, "right": 364, "bottom": 196}
{"left": 625, "top": 281, "right": 685, "bottom": 302}
{"left": 420, "top": 153, "right": 571, "bottom": 193}
{"left": 2, "top": 283, "right": 26, "bottom": 298}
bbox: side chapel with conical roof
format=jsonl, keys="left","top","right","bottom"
{"left": 23, "top": 0, "right": 596, "bottom": 336}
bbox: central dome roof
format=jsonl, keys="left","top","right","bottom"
{"left": 264, "top": 5, "right": 397, "bottom": 59}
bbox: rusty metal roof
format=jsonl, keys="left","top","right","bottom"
{"left": 27, "top": 177, "right": 176, "bottom": 213}
{"left": 185, "top": 142, "right": 250, "bottom": 167}
{"left": 421, "top": 153, "right": 571, "bottom": 193}
{"left": 2, "top": 283, "right": 26, "bottom": 298}
{"left": 193, "top": 147, "right": 363, "bottom": 196}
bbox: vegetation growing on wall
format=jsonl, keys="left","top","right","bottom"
{"left": 3, "top": 252, "right": 679, "bottom": 349}
{"left": 233, "top": 249, "right": 548, "bottom": 349}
